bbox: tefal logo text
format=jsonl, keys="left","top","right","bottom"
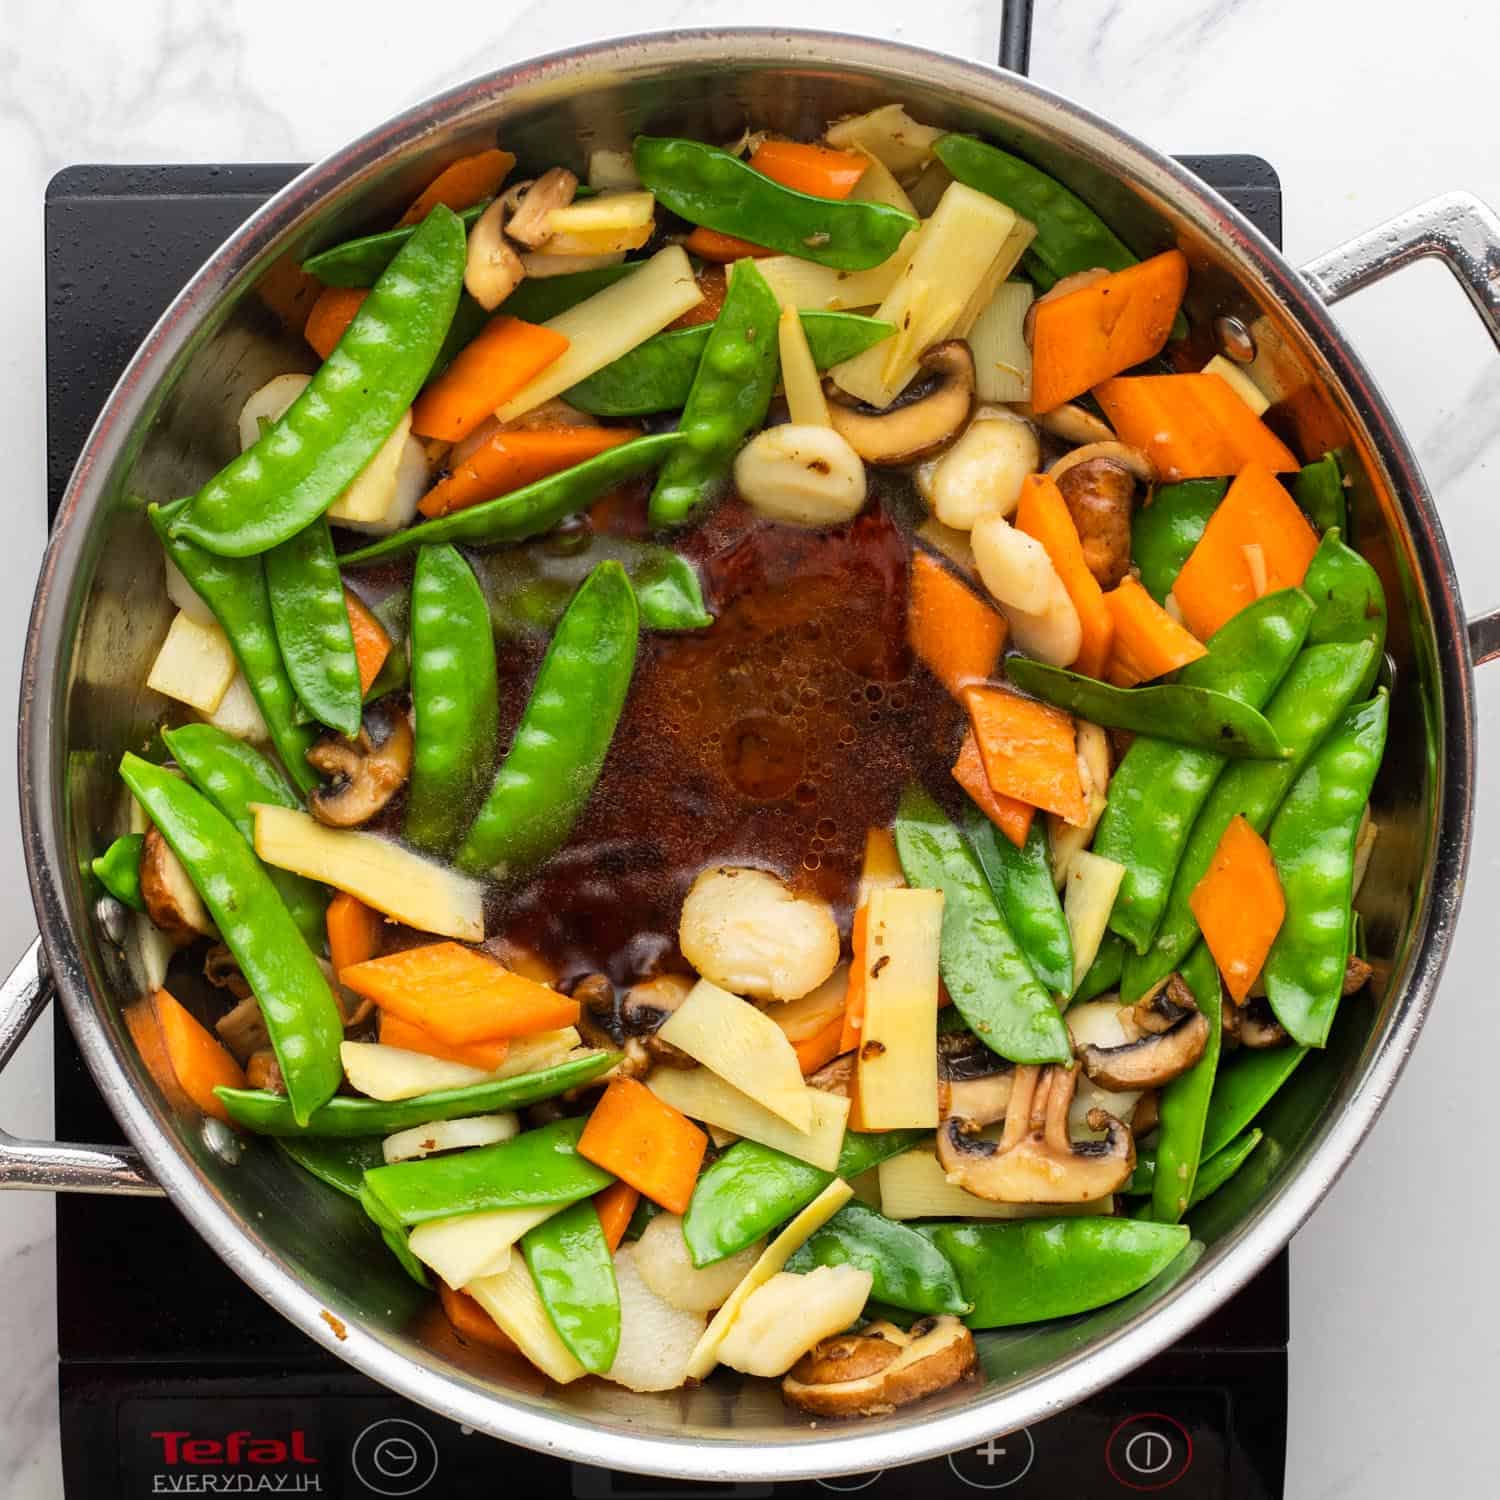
{"left": 151, "top": 1431, "right": 319, "bottom": 1466}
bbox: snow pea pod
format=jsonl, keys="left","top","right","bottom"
{"left": 966, "top": 807, "right": 1072, "bottom": 996}
{"left": 522, "top": 1198, "right": 620, "bottom": 1374}
{"left": 630, "top": 549, "right": 714, "bottom": 630}
{"left": 1095, "top": 588, "right": 1314, "bottom": 956}
{"left": 92, "top": 834, "right": 145, "bottom": 911}
{"left": 1200, "top": 1044, "right": 1308, "bottom": 1160}
{"left": 1302, "top": 527, "right": 1385, "bottom": 695}
{"left": 1122, "top": 640, "right": 1377, "bottom": 1001}
{"left": 1294, "top": 453, "right": 1346, "bottom": 536}
{"left": 340, "top": 432, "right": 684, "bottom": 566}
{"left": 1006, "top": 659, "right": 1287, "bottom": 759}
{"left": 119, "top": 754, "right": 343, "bottom": 1125}
{"left": 1149, "top": 944, "right": 1223, "bottom": 1223}
{"left": 359, "top": 1180, "right": 430, "bottom": 1287}
{"left": 1126, "top": 1128, "right": 1263, "bottom": 1207}
{"left": 216, "top": 1050, "right": 617, "bottom": 1138}
{"left": 566, "top": 311, "right": 896, "bottom": 417}
{"left": 151, "top": 503, "right": 319, "bottom": 794}
{"left": 1264, "top": 692, "right": 1388, "bottom": 1047}
{"left": 404, "top": 545, "right": 500, "bottom": 855}
{"left": 458, "top": 561, "right": 639, "bottom": 877}
{"left": 928, "top": 1218, "right": 1191, "bottom": 1329}
{"left": 1074, "top": 932, "right": 1125, "bottom": 1005}
{"left": 168, "top": 206, "right": 466, "bottom": 557}
{"left": 634, "top": 137, "right": 917, "bottom": 271}
{"left": 277, "top": 1135, "right": 385, "bottom": 1199}
{"left": 648, "top": 259, "right": 781, "bottom": 529}
{"left": 265, "top": 516, "right": 363, "bottom": 736}
{"left": 161, "top": 723, "right": 327, "bottom": 949}
{"left": 784, "top": 1201, "right": 970, "bottom": 1315}
{"left": 1131, "top": 480, "right": 1228, "bottom": 604}
{"left": 894, "top": 785, "right": 1071, "bottom": 1064}
{"left": 301, "top": 201, "right": 489, "bottom": 287}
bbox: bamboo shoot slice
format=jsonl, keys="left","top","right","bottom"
{"left": 147, "top": 611, "right": 237, "bottom": 714}
{"left": 409, "top": 1202, "right": 561, "bottom": 1287}
{"left": 1065, "top": 851, "right": 1127, "bottom": 996}
{"left": 467, "top": 1255, "right": 587, "bottom": 1383}
{"left": 878, "top": 1146, "right": 1114, "bottom": 1220}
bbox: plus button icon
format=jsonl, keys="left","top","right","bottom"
{"left": 946, "top": 1428, "right": 1036, "bottom": 1489}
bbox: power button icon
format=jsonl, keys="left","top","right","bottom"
{"left": 1105, "top": 1413, "right": 1192, "bottom": 1492}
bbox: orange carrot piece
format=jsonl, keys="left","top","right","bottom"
{"left": 153, "top": 989, "right": 247, "bottom": 1124}
{"left": 963, "top": 684, "right": 1087, "bottom": 826}
{"left": 304, "top": 287, "right": 368, "bottom": 360}
{"left": 124, "top": 995, "right": 195, "bottom": 1115}
{"left": 838, "top": 906, "right": 872, "bottom": 1055}
{"left": 1013, "top": 475, "right": 1115, "bottom": 679}
{"left": 399, "top": 148, "right": 517, "bottom": 226}
{"left": 749, "top": 140, "right": 868, "bottom": 199}
{"left": 951, "top": 730, "right": 1035, "bottom": 848}
{"left": 411, "top": 317, "right": 571, "bottom": 444}
{"left": 908, "top": 552, "right": 1008, "bottom": 696}
{"left": 667, "top": 266, "right": 729, "bottom": 329}
{"left": 683, "top": 226, "right": 775, "bottom": 262}
{"left": 1189, "top": 815, "right": 1286, "bottom": 1004}
{"left": 594, "top": 1181, "right": 641, "bottom": 1254}
{"left": 1171, "top": 462, "right": 1320, "bottom": 640}
{"left": 1104, "top": 576, "right": 1208, "bottom": 687}
{"left": 577, "top": 1078, "right": 707, "bottom": 1215}
{"left": 418, "top": 427, "right": 638, "bottom": 518}
{"left": 340, "top": 942, "right": 579, "bottom": 1045}
{"left": 1031, "top": 251, "right": 1188, "bottom": 413}
{"left": 342, "top": 590, "right": 391, "bottom": 694}
{"left": 438, "top": 1280, "right": 521, "bottom": 1354}
{"left": 1093, "top": 373, "right": 1298, "bottom": 482}
{"left": 378, "top": 1012, "right": 510, "bottom": 1072}
{"left": 793, "top": 1014, "right": 847, "bottom": 1076}
{"left": 326, "top": 892, "right": 384, "bottom": 976}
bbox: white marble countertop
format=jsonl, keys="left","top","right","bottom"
{"left": 2, "top": 1, "right": 1497, "bottom": 1495}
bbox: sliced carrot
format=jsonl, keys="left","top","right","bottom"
{"left": 304, "top": 287, "right": 368, "bottom": 360}
{"left": 326, "top": 892, "right": 383, "bottom": 976}
{"left": 963, "top": 684, "right": 1087, "bottom": 826}
{"left": 152, "top": 989, "right": 247, "bottom": 1124}
{"left": 438, "top": 1280, "right": 521, "bottom": 1354}
{"left": 577, "top": 1077, "right": 707, "bottom": 1215}
{"left": 951, "top": 730, "right": 1035, "bottom": 848}
{"left": 378, "top": 1012, "right": 510, "bottom": 1072}
{"left": 1189, "top": 814, "right": 1286, "bottom": 1004}
{"left": 399, "top": 148, "right": 516, "bottom": 226}
{"left": 340, "top": 942, "right": 579, "bottom": 1045}
{"left": 1093, "top": 373, "right": 1298, "bottom": 482}
{"left": 594, "top": 1181, "right": 641, "bottom": 1254}
{"left": 1031, "top": 250, "right": 1188, "bottom": 413}
{"left": 793, "top": 1014, "right": 847, "bottom": 1076}
{"left": 1104, "top": 576, "right": 1209, "bottom": 687}
{"left": 749, "top": 140, "right": 868, "bottom": 199}
{"left": 124, "top": 994, "right": 194, "bottom": 1115}
{"left": 1013, "top": 474, "right": 1115, "bottom": 679}
{"left": 418, "top": 427, "right": 638, "bottom": 518}
{"left": 343, "top": 590, "right": 391, "bottom": 694}
{"left": 684, "top": 226, "right": 775, "bottom": 262}
{"left": 667, "top": 266, "right": 729, "bottom": 329}
{"left": 411, "top": 317, "right": 571, "bottom": 444}
{"left": 907, "top": 552, "right": 1008, "bottom": 696}
{"left": 1171, "top": 462, "right": 1320, "bottom": 639}
{"left": 838, "top": 906, "right": 872, "bottom": 1055}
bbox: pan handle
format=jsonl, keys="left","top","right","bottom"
{"left": 1301, "top": 191, "right": 1500, "bottom": 662}
{"left": 0, "top": 935, "right": 162, "bottom": 1195}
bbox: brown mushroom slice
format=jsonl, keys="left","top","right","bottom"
{"left": 505, "top": 167, "right": 579, "bottom": 247}
{"left": 307, "top": 709, "right": 413, "bottom": 828}
{"left": 1013, "top": 400, "right": 1117, "bottom": 448}
{"left": 1132, "top": 973, "right": 1197, "bottom": 1034}
{"left": 937, "top": 1029, "right": 1014, "bottom": 1126}
{"left": 622, "top": 974, "right": 698, "bottom": 1069}
{"left": 782, "top": 1316, "right": 977, "bottom": 1419}
{"left": 808, "top": 1051, "right": 856, "bottom": 1098}
{"left": 1343, "top": 954, "right": 1374, "bottom": 996}
{"left": 1131, "top": 1089, "right": 1160, "bottom": 1137}
{"left": 140, "top": 826, "right": 216, "bottom": 945}
{"left": 1238, "top": 998, "right": 1288, "bottom": 1049}
{"left": 464, "top": 198, "right": 525, "bottom": 311}
{"left": 937, "top": 1064, "right": 1134, "bottom": 1203}
{"left": 1079, "top": 995, "right": 1210, "bottom": 1090}
{"left": 825, "top": 340, "right": 975, "bottom": 466}
{"left": 215, "top": 992, "right": 269, "bottom": 1063}
{"left": 204, "top": 943, "right": 253, "bottom": 999}
{"left": 1047, "top": 446, "right": 1151, "bottom": 591}
{"left": 245, "top": 1049, "right": 285, "bottom": 1094}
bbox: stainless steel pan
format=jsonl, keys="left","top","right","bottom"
{"left": 4, "top": 28, "right": 1499, "bottom": 1481}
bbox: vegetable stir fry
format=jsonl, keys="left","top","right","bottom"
{"left": 109, "top": 105, "right": 1388, "bottom": 1414}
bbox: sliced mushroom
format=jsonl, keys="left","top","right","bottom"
{"left": 1238, "top": 998, "right": 1288, "bottom": 1049}
{"left": 937, "top": 1029, "right": 1014, "bottom": 1126}
{"left": 505, "top": 167, "right": 579, "bottom": 248}
{"left": 464, "top": 197, "right": 525, "bottom": 310}
{"left": 307, "top": 709, "right": 413, "bottom": 828}
{"left": 936, "top": 1063, "right": 1134, "bottom": 1202}
{"left": 782, "top": 1316, "right": 978, "bottom": 1419}
{"left": 1343, "top": 954, "right": 1374, "bottom": 996}
{"left": 140, "top": 826, "right": 216, "bottom": 945}
{"left": 1131, "top": 973, "right": 1197, "bottom": 1034}
{"left": 1131, "top": 1089, "right": 1160, "bottom": 1137}
{"left": 1048, "top": 447, "right": 1151, "bottom": 590}
{"left": 808, "top": 1051, "right": 855, "bottom": 1098}
{"left": 825, "top": 341, "right": 975, "bottom": 466}
{"left": 623, "top": 974, "right": 698, "bottom": 1069}
{"left": 245, "top": 1049, "right": 285, "bottom": 1093}
{"left": 215, "top": 992, "right": 269, "bottom": 1064}
{"left": 1078, "top": 981, "right": 1210, "bottom": 1090}
{"left": 571, "top": 973, "right": 619, "bottom": 1052}
{"left": 204, "top": 943, "right": 252, "bottom": 1000}
{"left": 1012, "top": 400, "right": 1116, "bottom": 448}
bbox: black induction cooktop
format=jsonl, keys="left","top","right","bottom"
{"left": 45, "top": 158, "right": 1289, "bottom": 1499}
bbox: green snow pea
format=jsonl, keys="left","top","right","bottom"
{"left": 363, "top": 1117, "right": 614, "bottom": 1228}
{"left": 1095, "top": 588, "right": 1313, "bottom": 955}
{"left": 521, "top": 1199, "right": 620, "bottom": 1374}
{"left": 1263, "top": 692, "right": 1389, "bottom": 1047}
{"left": 1126, "top": 1128, "right": 1263, "bottom": 1207}
{"left": 1200, "top": 1044, "right": 1308, "bottom": 1160}
{"left": 1149, "top": 945, "right": 1222, "bottom": 1223}
{"left": 1294, "top": 453, "right": 1346, "bottom": 536}
{"left": 162, "top": 723, "right": 328, "bottom": 949}
{"left": 340, "top": 432, "right": 684, "bottom": 566}
{"left": 1122, "top": 640, "right": 1377, "bottom": 1001}
{"left": 928, "top": 1218, "right": 1191, "bottom": 1329}
{"left": 683, "top": 1130, "right": 927, "bottom": 1267}
{"left": 966, "top": 808, "right": 1072, "bottom": 996}
{"left": 119, "top": 754, "right": 343, "bottom": 1125}
{"left": 630, "top": 548, "right": 714, "bottom": 630}
{"left": 634, "top": 137, "right": 916, "bottom": 270}
{"left": 457, "top": 561, "right": 639, "bottom": 877}
{"left": 428, "top": 294, "right": 491, "bottom": 382}
{"left": 784, "top": 1201, "right": 970, "bottom": 1316}
{"left": 216, "top": 1050, "right": 617, "bottom": 1138}
{"left": 404, "top": 545, "right": 500, "bottom": 855}
{"left": 895, "top": 786, "right": 1071, "bottom": 1063}
{"left": 277, "top": 1135, "right": 386, "bottom": 1199}
{"left": 1302, "top": 527, "right": 1386, "bottom": 695}
{"left": 1131, "top": 479, "right": 1228, "bottom": 604}
{"left": 168, "top": 206, "right": 466, "bottom": 557}
{"left": 504, "top": 264, "right": 641, "bottom": 323}
{"left": 565, "top": 312, "right": 895, "bottom": 417}
{"left": 91, "top": 834, "right": 145, "bottom": 911}
{"left": 648, "top": 258, "right": 781, "bottom": 529}
{"left": 301, "top": 201, "right": 489, "bottom": 286}
{"left": 359, "top": 1181, "right": 430, "bottom": 1287}
{"left": 1006, "top": 659, "right": 1287, "bottom": 759}
{"left": 1074, "top": 932, "right": 1125, "bottom": 1004}
{"left": 151, "top": 503, "right": 319, "bottom": 793}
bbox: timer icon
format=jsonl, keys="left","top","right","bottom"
{"left": 350, "top": 1417, "right": 441, "bottom": 1496}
